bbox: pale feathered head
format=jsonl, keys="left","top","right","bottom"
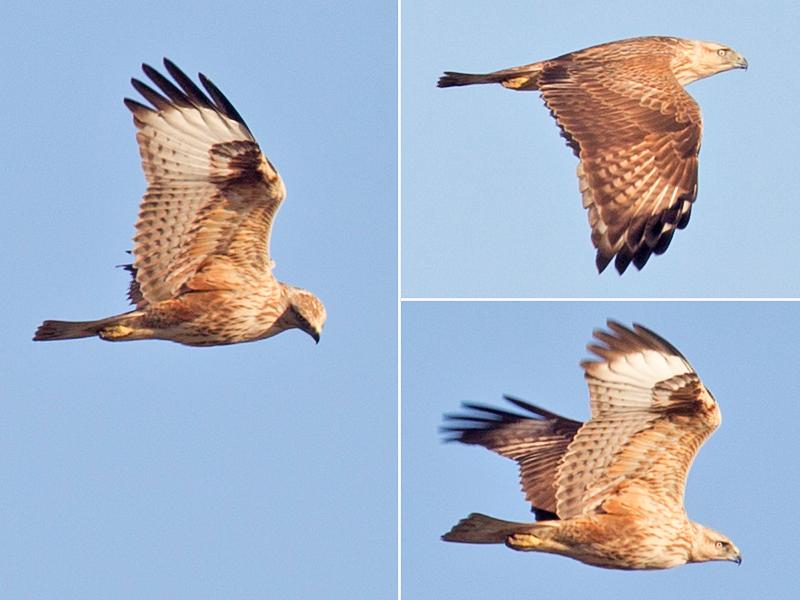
{"left": 689, "top": 524, "right": 742, "bottom": 565}
{"left": 673, "top": 40, "right": 748, "bottom": 85}
{"left": 285, "top": 286, "right": 327, "bottom": 343}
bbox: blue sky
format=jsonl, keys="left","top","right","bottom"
{"left": 1, "top": 1, "right": 395, "bottom": 598}
{"left": 402, "top": 0, "right": 800, "bottom": 296}
{"left": 402, "top": 301, "right": 800, "bottom": 598}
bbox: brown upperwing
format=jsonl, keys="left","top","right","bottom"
{"left": 537, "top": 55, "right": 702, "bottom": 273}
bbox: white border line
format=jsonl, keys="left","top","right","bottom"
{"left": 401, "top": 297, "right": 800, "bottom": 302}
{"left": 396, "top": 0, "right": 403, "bottom": 598}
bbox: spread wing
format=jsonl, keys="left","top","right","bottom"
{"left": 538, "top": 54, "right": 702, "bottom": 274}
{"left": 123, "top": 58, "right": 286, "bottom": 306}
{"left": 442, "top": 396, "right": 582, "bottom": 520}
{"left": 554, "top": 321, "right": 719, "bottom": 519}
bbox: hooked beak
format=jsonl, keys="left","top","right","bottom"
{"left": 311, "top": 330, "right": 320, "bottom": 344}
{"left": 732, "top": 553, "right": 742, "bottom": 566}
{"left": 735, "top": 55, "right": 748, "bottom": 70}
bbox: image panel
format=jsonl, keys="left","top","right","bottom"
{"left": 402, "top": 300, "right": 799, "bottom": 597}
{"left": 2, "top": 1, "right": 396, "bottom": 598}
{"left": 402, "top": 0, "right": 800, "bottom": 296}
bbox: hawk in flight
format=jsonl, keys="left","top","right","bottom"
{"left": 438, "top": 37, "right": 747, "bottom": 274}
{"left": 442, "top": 321, "right": 741, "bottom": 570}
{"left": 34, "top": 59, "right": 326, "bottom": 346}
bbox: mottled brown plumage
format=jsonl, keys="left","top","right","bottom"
{"left": 442, "top": 321, "right": 740, "bottom": 570}
{"left": 34, "top": 59, "right": 326, "bottom": 346}
{"left": 438, "top": 36, "right": 747, "bottom": 273}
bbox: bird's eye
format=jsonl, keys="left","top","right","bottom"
{"left": 715, "top": 541, "right": 727, "bottom": 550}
{"left": 717, "top": 49, "right": 728, "bottom": 56}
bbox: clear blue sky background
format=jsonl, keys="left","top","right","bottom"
{"left": 402, "top": 0, "right": 800, "bottom": 296}
{"left": 402, "top": 301, "right": 800, "bottom": 598}
{"left": 1, "top": 1, "right": 396, "bottom": 598}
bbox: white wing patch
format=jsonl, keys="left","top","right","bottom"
{"left": 134, "top": 105, "right": 253, "bottom": 184}
{"left": 586, "top": 349, "right": 692, "bottom": 414}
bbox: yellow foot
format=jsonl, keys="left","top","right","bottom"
{"left": 507, "top": 532, "right": 541, "bottom": 551}
{"left": 99, "top": 324, "right": 136, "bottom": 341}
{"left": 501, "top": 76, "right": 531, "bottom": 89}
{"left": 507, "top": 532, "right": 570, "bottom": 553}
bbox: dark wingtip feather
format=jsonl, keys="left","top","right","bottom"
{"left": 442, "top": 397, "right": 574, "bottom": 445}
{"left": 131, "top": 77, "right": 172, "bottom": 111}
{"left": 631, "top": 322, "right": 686, "bottom": 359}
{"left": 595, "top": 252, "right": 612, "bottom": 274}
{"left": 613, "top": 251, "right": 632, "bottom": 275}
{"left": 653, "top": 229, "right": 675, "bottom": 255}
{"left": 162, "top": 58, "right": 216, "bottom": 109}
{"left": 199, "top": 72, "right": 248, "bottom": 128}
{"left": 141, "top": 62, "right": 192, "bottom": 107}
{"left": 632, "top": 246, "right": 652, "bottom": 271}
{"left": 129, "top": 60, "right": 249, "bottom": 132}
{"left": 678, "top": 212, "right": 691, "bottom": 229}
{"left": 587, "top": 321, "right": 686, "bottom": 363}
{"left": 123, "top": 97, "right": 152, "bottom": 114}
{"left": 502, "top": 395, "right": 563, "bottom": 420}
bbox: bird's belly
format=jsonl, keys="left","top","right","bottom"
{"left": 553, "top": 515, "right": 691, "bottom": 570}
{"left": 143, "top": 290, "right": 284, "bottom": 346}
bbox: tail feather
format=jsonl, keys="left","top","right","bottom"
{"left": 442, "top": 513, "right": 531, "bottom": 544}
{"left": 438, "top": 71, "right": 509, "bottom": 87}
{"left": 438, "top": 63, "right": 543, "bottom": 90}
{"left": 34, "top": 315, "right": 127, "bottom": 341}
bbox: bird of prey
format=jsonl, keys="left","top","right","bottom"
{"left": 438, "top": 37, "right": 748, "bottom": 274}
{"left": 34, "top": 59, "right": 326, "bottom": 346}
{"left": 441, "top": 321, "right": 741, "bottom": 570}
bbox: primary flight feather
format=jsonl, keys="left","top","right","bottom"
{"left": 34, "top": 59, "right": 326, "bottom": 346}
{"left": 441, "top": 321, "right": 740, "bottom": 570}
{"left": 439, "top": 36, "right": 747, "bottom": 274}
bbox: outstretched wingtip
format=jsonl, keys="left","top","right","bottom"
{"left": 613, "top": 253, "right": 632, "bottom": 275}
{"left": 595, "top": 252, "right": 613, "bottom": 274}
